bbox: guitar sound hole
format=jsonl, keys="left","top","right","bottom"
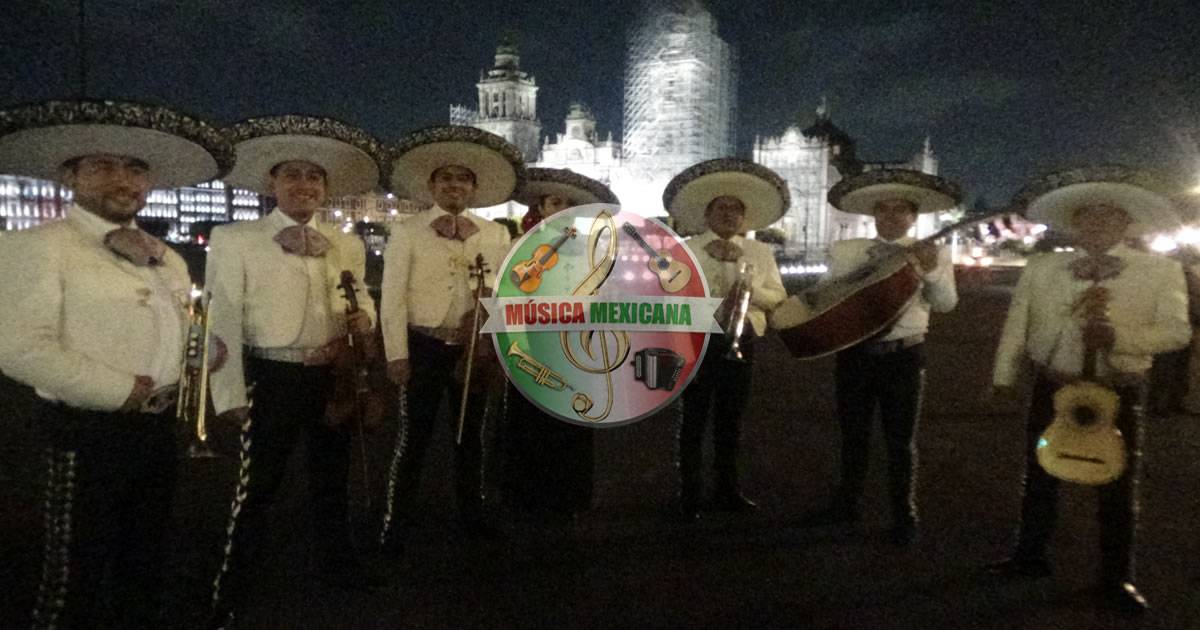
{"left": 1072, "top": 407, "right": 1098, "bottom": 426}
{"left": 657, "top": 260, "right": 669, "bottom": 270}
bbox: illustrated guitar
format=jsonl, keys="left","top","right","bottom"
{"left": 620, "top": 222, "right": 691, "bottom": 293}
{"left": 1035, "top": 299, "right": 1127, "bottom": 486}
{"left": 511, "top": 227, "right": 578, "bottom": 293}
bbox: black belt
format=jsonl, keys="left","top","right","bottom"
{"left": 859, "top": 334, "right": 925, "bottom": 355}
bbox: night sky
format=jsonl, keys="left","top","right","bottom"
{"left": 3, "top": 0, "right": 1198, "bottom": 203}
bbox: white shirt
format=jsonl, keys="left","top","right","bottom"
{"left": 686, "top": 231, "right": 787, "bottom": 336}
{"left": 267, "top": 210, "right": 334, "bottom": 349}
{"left": 827, "top": 236, "right": 957, "bottom": 341}
{"left": 0, "top": 205, "right": 190, "bottom": 411}
{"left": 993, "top": 244, "right": 1192, "bottom": 386}
{"left": 381, "top": 205, "right": 512, "bottom": 361}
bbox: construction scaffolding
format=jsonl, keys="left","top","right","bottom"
{"left": 622, "top": 0, "right": 737, "bottom": 173}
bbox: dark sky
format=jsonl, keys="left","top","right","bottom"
{"left": 3, "top": 0, "right": 1198, "bottom": 203}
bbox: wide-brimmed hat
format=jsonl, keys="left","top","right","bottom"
{"left": 1013, "top": 165, "right": 1179, "bottom": 236}
{"left": 222, "top": 115, "right": 386, "bottom": 197}
{"left": 388, "top": 125, "right": 524, "bottom": 207}
{"left": 828, "top": 169, "right": 961, "bottom": 215}
{"left": 0, "top": 99, "right": 232, "bottom": 188}
{"left": 663, "top": 158, "right": 790, "bottom": 235}
{"left": 514, "top": 168, "right": 619, "bottom": 208}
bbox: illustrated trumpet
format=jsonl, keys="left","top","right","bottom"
{"left": 722, "top": 262, "right": 755, "bottom": 362}
{"left": 177, "top": 287, "right": 218, "bottom": 458}
{"left": 507, "top": 341, "right": 572, "bottom": 391}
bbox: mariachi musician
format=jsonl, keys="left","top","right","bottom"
{"left": 799, "top": 169, "right": 960, "bottom": 546}
{"left": 987, "top": 167, "right": 1190, "bottom": 615}
{"left": 663, "top": 158, "right": 788, "bottom": 521}
{"left": 205, "top": 116, "right": 384, "bottom": 627}
{"left": 504, "top": 167, "right": 619, "bottom": 523}
{"left": 0, "top": 100, "right": 230, "bottom": 628}
{"left": 379, "top": 126, "right": 522, "bottom": 548}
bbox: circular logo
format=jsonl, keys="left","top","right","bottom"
{"left": 484, "top": 204, "right": 721, "bottom": 427}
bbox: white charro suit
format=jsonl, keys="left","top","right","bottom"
{"left": 205, "top": 209, "right": 375, "bottom": 414}
{"left": 0, "top": 207, "right": 190, "bottom": 411}
{"left": 380, "top": 205, "right": 511, "bottom": 361}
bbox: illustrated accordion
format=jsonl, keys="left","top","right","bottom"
{"left": 632, "top": 348, "right": 685, "bottom": 391}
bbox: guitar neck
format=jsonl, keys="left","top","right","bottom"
{"left": 920, "top": 210, "right": 1010, "bottom": 244}
{"left": 622, "top": 223, "right": 666, "bottom": 262}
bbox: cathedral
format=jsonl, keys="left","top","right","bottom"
{"left": 453, "top": 0, "right": 945, "bottom": 261}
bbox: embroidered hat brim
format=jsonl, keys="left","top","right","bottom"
{"left": 1015, "top": 166, "right": 1180, "bottom": 236}
{"left": 828, "top": 169, "right": 962, "bottom": 215}
{"left": 389, "top": 126, "right": 525, "bottom": 208}
{"left": 514, "top": 167, "right": 619, "bottom": 208}
{"left": 0, "top": 100, "right": 232, "bottom": 188}
{"left": 663, "top": 158, "right": 790, "bottom": 235}
{"left": 222, "top": 115, "right": 386, "bottom": 197}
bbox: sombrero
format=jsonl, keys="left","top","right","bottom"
{"left": 663, "top": 158, "right": 790, "bottom": 235}
{"left": 223, "top": 115, "right": 386, "bottom": 197}
{"left": 0, "top": 99, "right": 232, "bottom": 188}
{"left": 828, "top": 169, "right": 961, "bottom": 215}
{"left": 514, "top": 168, "right": 619, "bottom": 207}
{"left": 388, "top": 125, "right": 525, "bottom": 207}
{"left": 1013, "top": 165, "right": 1179, "bottom": 236}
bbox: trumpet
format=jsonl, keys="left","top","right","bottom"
{"left": 507, "top": 341, "right": 573, "bottom": 391}
{"left": 722, "top": 262, "right": 755, "bottom": 362}
{"left": 177, "top": 287, "right": 217, "bottom": 458}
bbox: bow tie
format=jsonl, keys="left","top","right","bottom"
{"left": 104, "top": 228, "right": 166, "bottom": 267}
{"left": 431, "top": 213, "right": 479, "bottom": 241}
{"left": 1068, "top": 254, "right": 1124, "bottom": 282}
{"left": 274, "top": 225, "right": 330, "bottom": 257}
{"left": 704, "top": 239, "right": 743, "bottom": 262}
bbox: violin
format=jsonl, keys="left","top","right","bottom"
{"left": 324, "top": 270, "right": 386, "bottom": 432}
{"left": 511, "top": 227, "right": 577, "bottom": 293}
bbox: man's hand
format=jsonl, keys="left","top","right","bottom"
{"left": 346, "top": 310, "right": 372, "bottom": 336}
{"left": 208, "top": 336, "right": 228, "bottom": 372}
{"left": 217, "top": 406, "right": 250, "bottom": 426}
{"left": 119, "top": 375, "right": 155, "bottom": 413}
{"left": 911, "top": 242, "right": 939, "bottom": 273}
{"left": 1083, "top": 318, "right": 1116, "bottom": 351}
{"left": 387, "top": 359, "right": 411, "bottom": 386}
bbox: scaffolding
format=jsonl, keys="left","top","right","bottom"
{"left": 622, "top": 0, "right": 737, "bottom": 172}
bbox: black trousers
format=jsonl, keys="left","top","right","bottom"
{"left": 678, "top": 335, "right": 755, "bottom": 506}
{"left": 1012, "top": 374, "right": 1144, "bottom": 584}
{"left": 502, "top": 383, "right": 595, "bottom": 516}
{"left": 833, "top": 342, "right": 926, "bottom": 525}
{"left": 379, "top": 330, "right": 489, "bottom": 543}
{"left": 211, "top": 358, "right": 349, "bottom": 614}
{"left": 30, "top": 402, "right": 176, "bottom": 630}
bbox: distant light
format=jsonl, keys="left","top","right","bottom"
{"left": 342, "top": 225, "right": 353, "bottom": 234}
{"left": 980, "top": 257, "right": 994, "bottom": 267}
{"left": 970, "top": 246, "right": 984, "bottom": 258}
{"left": 1022, "top": 236, "right": 1034, "bottom": 245}
{"left": 363, "top": 215, "right": 371, "bottom": 223}
{"left": 389, "top": 209, "right": 398, "bottom": 216}
{"left": 333, "top": 210, "right": 343, "bottom": 218}
{"left": 189, "top": 286, "right": 203, "bottom": 299}
{"left": 1150, "top": 234, "right": 1178, "bottom": 253}
{"left": 1030, "top": 224, "right": 1048, "bottom": 235}
{"left": 374, "top": 250, "right": 382, "bottom": 256}
{"left": 960, "top": 258, "right": 976, "bottom": 267}
{"left": 204, "top": 246, "right": 211, "bottom": 253}
{"left": 1177, "top": 226, "right": 1200, "bottom": 245}
{"left": 386, "top": 193, "right": 395, "bottom": 199}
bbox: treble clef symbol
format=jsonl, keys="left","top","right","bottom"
{"left": 560, "top": 210, "right": 629, "bottom": 422}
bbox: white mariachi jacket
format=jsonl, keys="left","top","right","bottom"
{"left": 992, "top": 244, "right": 1191, "bottom": 388}
{"left": 827, "top": 237, "right": 958, "bottom": 342}
{"left": 205, "top": 210, "right": 375, "bottom": 414}
{"left": 0, "top": 207, "right": 191, "bottom": 411}
{"left": 687, "top": 231, "right": 786, "bottom": 337}
{"left": 381, "top": 206, "right": 512, "bottom": 361}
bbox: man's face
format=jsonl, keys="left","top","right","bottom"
{"left": 428, "top": 165, "right": 477, "bottom": 213}
{"left": 1071, "top": 204, "right": 1132, "bottom": 251}
{"left": 705, "top": 195, "right": 746, "bottom": 238}
{"left": 62, "top": 154, "right": 151, "bottom": 224}
{"left": 268, "top": 161, "right": 328, "bottom": 221}
{"left": 540, "top": 194, "right": 572, "bottom": 216}
{"left": 872, "top": 199, "right": 919, "bottom": 241}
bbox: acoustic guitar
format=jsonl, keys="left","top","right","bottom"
{"left": 1036, "top": 320, "right": 1127, "bottom": 485}
{"left": 621, "top": 222, "right": 691, "bottom": 293}
{"left": 770, "top": 211, "right": 1005, "bottom": 359}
